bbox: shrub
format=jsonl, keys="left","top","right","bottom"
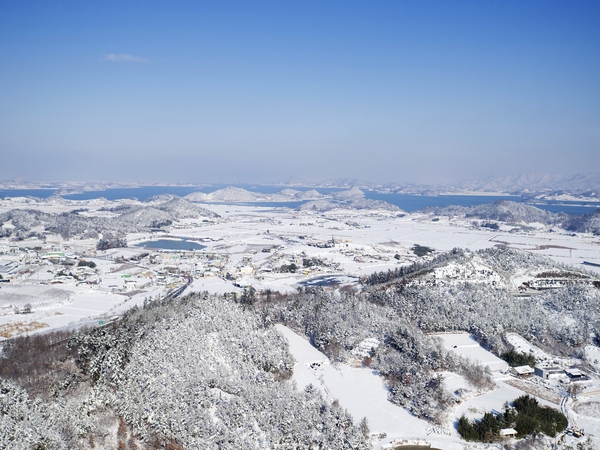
{"left": 412, "top": 244, "right": 434, "bottom": 257}
{"left": 279, "top": 263, "right": 297, "bottom": 273}
{"left": 481, "top": 222, "right": 500, "bottom": 230}
{"left": 77, "top": 260, "right": 96, "bottom": 268}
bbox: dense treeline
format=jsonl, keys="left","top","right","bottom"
{"left": 0, "top": 329, "right": 80, "bottom": 398}
{"left": 96, "top": 236, "right": 127, "bottom": 251}
{"left": 0, "top": 378, "right": 65, "bottom": 449}
{"left": 458, "top": 395, "right": 567, "bottom": 442}
{"left": 362, "top": 246, "right": 586, "bottom": 288}
{"left": 265, "top": 247, "right": 600, "bottom": 424}
{"left": 500, "top": 350, "right": 536, "bottom": 368}
{"left": 564, "top": 209, "right": 600, "bottom": 235}
{"left": 360, "top": 247, "right": 468, "bottom": 286}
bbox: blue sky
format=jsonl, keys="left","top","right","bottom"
{"left": 1, "top": 1, "right": 599, "bottom": 184}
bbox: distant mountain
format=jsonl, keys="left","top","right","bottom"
{"left": 156, "top": 197, "right": 220, "bottom": 219}
{"left": 457, "top": 172, "right": 600, "bottom": 195}
{"left": 467, "top": 201, "right": 564, "bottom": 224}
{"left": 423, "top": 200, "right": 565, "bottom": 224}
{"left": 295, "top": 187, "right": 398, "bottom": 210}
{"left": 185, "top": 186, "right": 324, "bottom": 203}
{"left": 116, "top": 207, "right": 174, "bottom": 229}
{"left": 270, "top": 176, "right": 311, "bottom": 186}
{"left": 145, "top": 194, "right": 179, "bottom": 203}
{"left": 331, "top": 187, "right": 365, "bottom": 201}
{"left": 297, "top": 200, "right": 337, "bottom": 212}
{"left": 314, "top": 178, "right": 367, "bottom": 188}
{"left": 186, "top": 187, "right": 252, "bottom": 202}
{"left": 298, "top": 198, "right": 400, "bottom": 212}
{"left": 42, "top": 195, "right": 70, "bottom": 205}
{"left": 271, "top": 188, "right": 323, "bottom": 200}
{"left": 5, "top": 173, "right": 599, "bottom": 200}
{"left": 278, "top": 188, "right": 301, "bottom": 197}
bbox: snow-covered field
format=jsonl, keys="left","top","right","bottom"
{"left": 436, "top": 333, "right": 509, "bottom": 373}
{"left": 0, "top": 282, "right": 163, "bottom": 336}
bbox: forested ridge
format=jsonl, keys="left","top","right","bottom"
{"left": 362, "top": 247, "right": 600, "bottom": 351}
{"left": 1, "top": 294, "right": 370, "bottom": 449}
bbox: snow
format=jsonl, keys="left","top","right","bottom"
{"left": 188, "top": 277, "right": 241, "bottom": 295}
{"left": 571, "top": 394, "right": 600, "bottom": 444}
{"left": 351, "top": 337, "right": 380, "bottom": 359}
{"left": 584, "top": 345, "right": 600, "bottom": 371}
{"left": 275, "top": 324, "right": 328, "bottom": 393}
{"left": 436, "top": 333, "right": 509, "bottom": 372}
{"left": 455, "top": 380, "right": 532, "bottom": 419}
{"left": 0, "top": 285, "right": 155, "bottom": 334}
{"left": 276, "top": 325, "right": 467, "bottom": 450}
{"left": 506, "top": 333, "right": 551, "bottom": 361}
{"left": 440, "top": 371, "right": 470, "bottom": 395}
{"left": 38, "top": 290, "right": 125, "bottom": 327}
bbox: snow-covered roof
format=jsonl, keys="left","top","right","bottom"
{"left": 513, "top": 365, "right": 534, "bottom": 375}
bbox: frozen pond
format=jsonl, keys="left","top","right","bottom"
{"left": 297, "top": 274, "right": 360, "bottom": 287}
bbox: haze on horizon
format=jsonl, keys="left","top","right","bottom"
{"left": 1, "top": 1, "right": 599, "bottom": 186}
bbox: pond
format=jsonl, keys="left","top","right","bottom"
{"left": 134, "top": 239, "right": 206, "bottom": 251}
{"left": 298, "top": 274, "right": 359, "bottom": 287}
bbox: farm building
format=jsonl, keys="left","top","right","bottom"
{"left": 500, "top": 428, "right": 518, "bottom": 439}
{"left": 565, "top": 367, "right": 583, "bottom": 379}
{"left": 534, "top": 366, "right": 563, "bottom": 379}
{"left": 513, "top": 365, "right": 534, "bottom": 377}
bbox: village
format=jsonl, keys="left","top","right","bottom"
{"left": 1, "top": 195, "right": 599, "bottom": 335}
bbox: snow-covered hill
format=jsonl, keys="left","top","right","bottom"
{"left": 458, "top": 172, "right": 600, "bottom": 195}
{"left": 423, "top": 200, "right": 564, "bottom": 224}
{"left": 0, "top": 294, "right": 372, "bottom": 449}
{"left": 185, "top": 186, "right": 326, "bottom": 203}
{"left": 0, "top": 197, "right": 220, "bottom": 239}
{"left": 155, "top": 197, "right": 220, "bottom": 219}
{"left": 299, "top": 198, "right": 400, "bottom": 212}
{"left": 564, "top": 209, "right": 600, "bottom": 234}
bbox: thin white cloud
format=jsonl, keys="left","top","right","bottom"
{"left": 104, "top": 53, "right": 148, "bottom": 63}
